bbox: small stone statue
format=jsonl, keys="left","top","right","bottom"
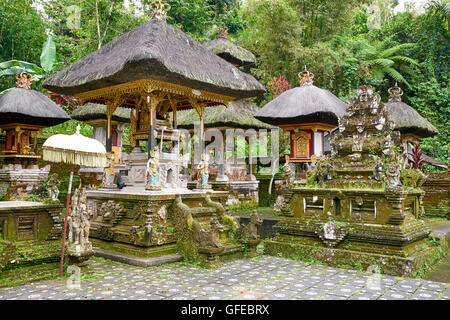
{"left": 356, "top": 122, "right": 365, "bottom": 134}
{"left": 47, "top": 173, "right": 60, "bottom": 202}
{"left": 352, "top": 135, "right": 363, "bottom": 152}
{"left": 338, "top": 117, "right": 346, "bottom": 133}
{"left": 239, "top": 210, "right": 262, "bottom": 241}
{"left": 274, "top": 195, "right": 286, "bottom": 212}
{"left": 283, "top": 156, "right": 295, "bottom": 187}
{"left": 146, "top": 149, "right": 161, "bottom": 190}
{"left": 374, "top": 163, "right": 384, "bottom": 181}
{"left": 386, "top": 162, "right": 401, "bottom": 192}
{"left": 382, "top": 135, "right": 392, "bottom": 156}
{"left": 196, "top": 214, "right": 224, "bottom": 248}
{"left": 197, "top": 153, "right": 210, "bottom": 188}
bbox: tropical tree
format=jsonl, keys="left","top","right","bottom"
{"left": 357, "top": 41, "right": 419, "bottom": 87}
{"left": 0, "top": 34, "right": 56, "bottom": 94}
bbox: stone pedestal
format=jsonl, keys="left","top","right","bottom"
{"left": 0, "top": 164, "right": 50, "bottom": 200}
{"left": 0, "top": 201, "right": 62, "bottom": 270}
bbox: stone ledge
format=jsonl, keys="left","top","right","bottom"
{"left": 264, "top": 239, "right": 446, "bottom": 277}
{"left": 94, "top": 247, "right": 183, "bottom": 267}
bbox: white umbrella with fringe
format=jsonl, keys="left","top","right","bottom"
{"left": 43, "top": 124, "right": 107, "bottom": 277}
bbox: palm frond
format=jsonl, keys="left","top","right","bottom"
{"left": 389, "top": 55, "right": 420, "bottom": 66}
{"left": 379, "top": 43, "right": 416, "bottom": 59}
{"left": 366, "top": 58, "right": 395, "bottom": 68}
{"left": 384, "top": 67, "right": 410, "bottom": 87}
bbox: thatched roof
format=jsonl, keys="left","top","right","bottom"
{"left": 255, "top": 84, "right": 347, "bottom": 126}
{"left": 71, "top": 103, "right": 131, "bottom": 123}
{"left": 204, "top": 38, "right": 256, "bottom": 67}
{"left": 42, "top": 19, "right": 264, "bottom": 99}
{"left": 385, "top": 101, "right": 438, "bottom": 138}
{"left": 384, "top": 84, "right": 438, "bottom": 138}
{"left": 0, "top": 88, "right": 70, "bottom": 127}
{"left": 175, "top": 100, "right": 275, "bottom": 130}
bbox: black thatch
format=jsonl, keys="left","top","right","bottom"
{"left": 42, "top": 19, "right": 265, "bottom": 99}
{"left": 71, "top": 103, "right": 131, "bottom": 123}
{"left": 385, "top": 101, "right": 438, "bottom": 138}
{"left": 0, "top": 88, "right": 70, "bottom": 127}
{"left": 175, "top": 100, "right": 275, "bottom": 130}
{"left": 255, "top": 85, "right": 347, "bottom": 126}
{"left": 204, "top": 38, "right": 256, "bottom": 67}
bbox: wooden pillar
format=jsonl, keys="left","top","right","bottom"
{"left": 190, "top": 98, "right": 206, "bottom": 157}
{"left": 169, "top": 95, "right": 177, "bottom": 129}
{"left": 147, "top": 106, "right": 156, "bottom": 156}
{"left": 106, "top": 98, "right": 123, "bottom": 153}
{"left": 146, "top": 91, "right": 166, "bottom": 157}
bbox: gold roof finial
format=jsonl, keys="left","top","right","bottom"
{"left": 388, "top": 82, "right": 403, "bottom": 102}
{"left": 15, "top": 68, "right": 32, "bottom": 89}
{"left": 298, "top": 66, "right": 314, "bottom": 86}
{"left": 217, "top": 26, "right": 228, "bottom": 39}
{"left": 152, "top": 0, "right": 171, "bottom": 21}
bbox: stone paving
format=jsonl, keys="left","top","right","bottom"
{"left": 0, "top": 256, "right": 449, "bottom": 300}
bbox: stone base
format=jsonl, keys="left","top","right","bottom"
{"left": 145, "top": 185, "right": 162, "bottom": 191}
{"left": 91, "top": 239, "right": 178, "bottom": 259}
{"left": 0, "top": 165, "right": 50, "bottom": 200}
{"left": 197, "top": 244, "right": 245, "bottom": 268}
{"left": 195, "top": 184, "right": 212, "bottom": 191}
{"left": 94, "top": 247, "right": 183, "bottom": 267}
{"left": 264, "top": 238, "right": 446, "bottom": 277}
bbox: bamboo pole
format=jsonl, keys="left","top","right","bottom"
{"left": 59, "top": 165, "right": 74, "bottom": 278}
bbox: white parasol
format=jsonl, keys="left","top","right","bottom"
{"left": 42, "top": 125, "right": 107, "bottom": 277}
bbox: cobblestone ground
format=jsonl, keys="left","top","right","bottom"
{"left": 1, "top": 256, "right": 449, "bottom": 300}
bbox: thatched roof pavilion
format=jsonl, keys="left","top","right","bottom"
{"left": 204, "top": 27, "right": 256, "bottom": 67}
{"left": 175, "top": 100, "right": 274, "bottom": 130}
{"left": 0, "top": 88, "right": 70, "bottom": 127}
{"left": 256, "top": 68, "right": 347, "bottom": 163}
{"left": 255, "top": 68, "right": 347, "bottom": 126}
{"left": 71, "top": 103, "right": 130, "bottom": 124}
{"left": 42, "top": 2, "right": 264, "bottom": 155}
{"left": 384, "top": 83, "right": 438, "bottom": 139}
{"left": 0, "top": 71, "right": 70, "bottom": 160}
{"left": 42, "top": 20, "right": 263, "bottom": 101}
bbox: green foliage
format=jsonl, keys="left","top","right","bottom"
{"left": 40, "top": 35, "right": 57, "bottom": 73}
{"left": 400, "top": 169, "right": 426, "bottom": 188}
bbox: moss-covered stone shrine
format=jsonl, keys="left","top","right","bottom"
{"left": 264, "top": 86, "right": 444, "bottom": 276}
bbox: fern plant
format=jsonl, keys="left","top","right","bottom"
{"left": 358, "top": 41, "right": 419, "bottom": 88}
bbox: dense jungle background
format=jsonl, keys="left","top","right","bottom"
{"left": 0, "top": 0, "right": 448, "bottom": 168}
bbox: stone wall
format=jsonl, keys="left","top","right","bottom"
{"left": 423, "top": 172, "right": 449, "bottom": 218}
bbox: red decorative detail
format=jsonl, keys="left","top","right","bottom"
{"left": 269, "top": 74, "right": 292, "bottom": 98}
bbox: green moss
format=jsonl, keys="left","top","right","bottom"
{"left": 400, "top": 169, "right": 426, "bottom": 188}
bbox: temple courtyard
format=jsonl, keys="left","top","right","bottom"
{"left": 1, "top": 255, "right": 449, "bottom": 301}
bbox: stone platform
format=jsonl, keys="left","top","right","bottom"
{"left": 0, "top": 201, "right": 62, "bottom": 269}
{"left": 86, "top": 187, "right": 246, "bottom": 267}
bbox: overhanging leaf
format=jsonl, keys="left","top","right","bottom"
{"left": 40, "top": 34, "right": 56, "bottom": 73}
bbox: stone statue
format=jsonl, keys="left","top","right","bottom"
{"left": 374, "top": 163, "right": 384, "bottom": 181}
{"left": 98, "top": 200, "right": 124, "bottom": 223}
{"left": 352, "top": 135, "right": 363, "bottom": 152}
{"left": 238, "top": 210, "right": 262, "bottom": 241}
{"left": 197, "top": 153, "right": 210, "bottom": 188}
{"left": 196, "top": 214, "right": 224, "bottom": 248}
{"left": 386, "top": 162, "right": 401, "bottom": 192}
{"left": 145, "top": 149, "right": 161, "bottom": 190}
{"left": 338, "top": 117, "right": 346, "bottom": 133}
{"left": 66, "top": 187, "right": 93, "bottom": 264}
{"left": 47, "top": 173, "right": 60, "bottom": 202}
{"left": 283, "top": 156, "right": 295, "bottom": 187}
{"left": 315, "top": 221, "right": 348, "bottom": 247}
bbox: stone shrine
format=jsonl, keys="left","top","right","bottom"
{"left": 265, "top": 86, "right": 442, "bottom": 276}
